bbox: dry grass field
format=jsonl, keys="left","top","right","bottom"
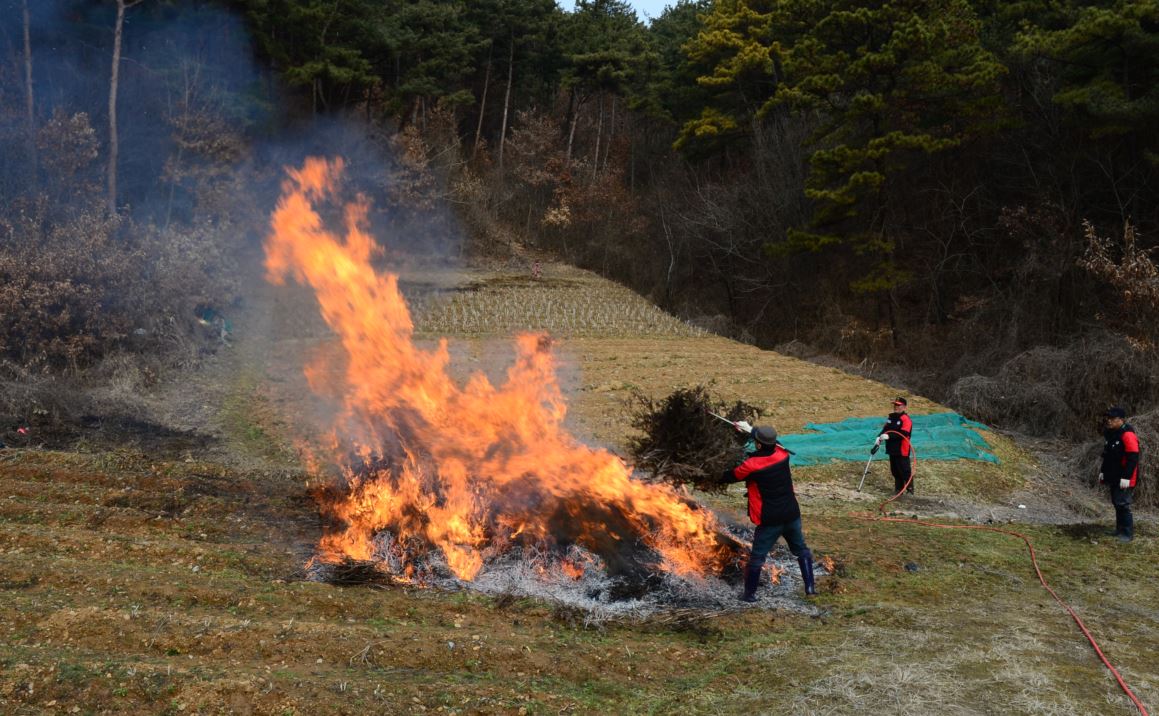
{"left": 1, "top": 261, "right": 1155, "bottom": 715}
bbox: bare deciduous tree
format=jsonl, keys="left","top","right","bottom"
{"left": 497, "top": 34, "right": 514, "bottom": 172}
{"left": 22, "top": 0, "right": 36, "bottom": 178}
{"left": 108, "top": 0, "right": 144, "bottom": 215}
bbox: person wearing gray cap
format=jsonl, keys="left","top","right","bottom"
{"left": 1099, "top": 406, "right": 1140, "bottom": 542}
{"left": 721, "top": 425, "right": 816, "bottom": 601}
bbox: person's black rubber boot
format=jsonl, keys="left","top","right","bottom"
{"left": 1118, "top": 512, "right": 1134, "bottom": 542}
{"left": 798, "top": 552, "right": 816, "bottom": 596}
{"left": 740, "top": 565, "right": 761, "bottom": 603}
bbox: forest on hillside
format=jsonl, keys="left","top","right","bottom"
{"left": 1, "top": 0, "right": 1158, "bottom": 446}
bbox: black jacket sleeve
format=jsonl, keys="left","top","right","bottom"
{"left": 1123, "top": 452, "right": 1140, "bottom": 482}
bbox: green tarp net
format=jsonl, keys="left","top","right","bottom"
{"left": 777, "top": 412, "right": 998, "bottom": 466}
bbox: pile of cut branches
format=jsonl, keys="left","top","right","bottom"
{"left": 627, "top": 386, "right": 761, "bottom": 492}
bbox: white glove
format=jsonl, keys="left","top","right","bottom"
{"left": 1098, "top": 472, "right": 1104, "bottom": 484}
{"left": 1120, "top": 479, "right": 1131, "bottom": 489}
{"left": 735, "top": 420, "right": 752, "bottom": 434}
{"left": 874, "top": 435, "right": 884, "bottom": 446}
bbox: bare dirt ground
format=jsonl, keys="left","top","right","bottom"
{"left": 1, "top": 259, "right": 1154, "bottom": 715}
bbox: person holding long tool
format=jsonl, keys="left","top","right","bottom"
{"left": 1099, "top": 406, "right": 1140, "bottom": 543}
{"left": 875, "top": 397, "right": 914, "bottom": 494}
{"left": 720, "top": 420, "right": 816, "bottom": 601}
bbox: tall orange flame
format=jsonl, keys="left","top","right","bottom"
{"left": 266, "top": 158, "right": 726, "bottom": 582}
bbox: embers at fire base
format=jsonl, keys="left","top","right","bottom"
{"left": 301, "top": 452, "right": 827, "bottom": 614}
{"left": 308, "top": 451, "right": 748, "bottom": 599}
{"left": 306, "top": 527, "right": 816, "bottom": 616}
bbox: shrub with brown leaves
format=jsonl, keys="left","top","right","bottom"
{"left": 1079, "top": 220, "right": 1159, "bottom": 347}
{"left": 0, "top": 204, "right": 141, "bottom": 371}
{"left": 0, "top": 200, "right": 239, "bottom": 373}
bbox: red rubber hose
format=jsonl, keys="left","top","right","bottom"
{"left": 856, "top": 430, "right": 1149, "bottom": 715}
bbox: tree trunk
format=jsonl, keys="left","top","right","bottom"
{"left": 629, "top": 116, "right": 636, "bottom": 191}
{"left": 472, "top": 45, "right": 493, "bottom": 160}
{"left": 108, "top": 0, "right": 129, "bottom": 215}
{"left": 497, "top": 35, "right": 514, "bottom": 172}
{"left": 565, "top": 89, "right": 579, "bottom": 164}
{"left": 592, "top": 94, "right": 603, "bottom": 179}
{"left": 603, "top": 95, "right": 615, "bottom": 171}
{"left": 318, "top": 77, "right": 330, "bottom": 113}
{"left": 659, "top": 200, "right": 676, "bottom": 309}
{"left": 887, "top": 292, "right": 899, "bottom": 348}
{"left": 22, "top": 0, "right": 36, "bottom": 180}
{"left": 164, "top": 142, "right": 184, "bottom": 231}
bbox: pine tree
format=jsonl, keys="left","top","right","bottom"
{"left": 560, "top": 0, "right": 651, "bottom": 164}
{"left": 676, "top": 0, "right": 778, "bottom": 152}
{"left": 1015, "top": 0, "right": 1159, "bottom": 165}
{"left": 238, "top": 0, "right": 382, "bottom": 114}
{"left": 638, "top": 0, "right": 713, "bottom": 125}
{"left": 681, "top": 0, "right": 1007, "bottom": 292}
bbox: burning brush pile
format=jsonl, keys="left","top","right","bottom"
{"left": 266, "top": 158, "right": 810, "bottom": 613}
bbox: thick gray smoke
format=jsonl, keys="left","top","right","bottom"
{"left": 1, "top": 1, "right": 262, "bottom": 218}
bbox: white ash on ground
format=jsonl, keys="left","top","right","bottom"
{"left": 306, "top": 533, "right": 826, "bottom": 620}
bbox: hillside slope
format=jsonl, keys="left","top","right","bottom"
{"left": 0, "top": 260, "right": 1153, "bottom": 716}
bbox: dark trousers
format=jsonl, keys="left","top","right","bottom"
{"left": 889, "top": 455, "right": 913, "bottom": 493}
{"left": 748, "top": 518, "right": 808, "bottom": 570}
{"left": 1110, "top": 484, "right": 1134, "bottom": 538}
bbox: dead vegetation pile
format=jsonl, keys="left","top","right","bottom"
{"left": 626, "top": 386, "right": 761, "bottom": 492}
{"left": 948, "top": 334, "right": 1159, "bottom": 439}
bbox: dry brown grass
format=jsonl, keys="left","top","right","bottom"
{"left": 412, "top": 264, "right": 706, "bottom": 339}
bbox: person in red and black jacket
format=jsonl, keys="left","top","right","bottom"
{"left": 875, "top": 397, "right": 914, "bottom": 494}
{"left": 721, "top": 425, "right": 815, "bottom": 602}
{"left": 1099, "top": 406, "right": 1141, "bottom": 542}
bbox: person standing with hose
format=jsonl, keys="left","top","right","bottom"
{"left": 721, "top": 422, "right": 816, "bottom": 602}
{"left": 1099, "top": 406, "right": 1140, "bottom": 543}
{"left": 874, "top": 397, "right": 914, "bottom": 494}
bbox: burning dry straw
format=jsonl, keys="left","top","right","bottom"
{"left": 265, "top": 158, "right": 749, "bottom": 606}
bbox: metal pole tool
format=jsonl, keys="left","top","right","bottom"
{"left": 856, "top": 453, "right": 874, "bottom": 492}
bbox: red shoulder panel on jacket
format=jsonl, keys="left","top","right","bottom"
{"left": 732, "top": 449, "right": 789, "bottom": 480}
{"left": 1123, "top": 430, "right": 1140, "bottom": 452}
